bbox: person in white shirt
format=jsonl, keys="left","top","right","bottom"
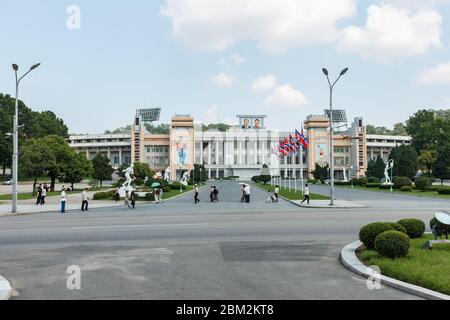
{"left": 194, "top": 184, "right": 200, "bottom": 204}
{"left": 301, "top": 184, "right": 310, "bottom": 205}
{"left": 40, "top": 187, "right": 47, "bottom": 205}
{"left": 81, "top": 188, "right": 89, "bottom": 211}
{"left": 274, "top": 185, "right": 280, "bottom": 202}
{"left": 244, "top": 184, "right": 251, "bottom": 203}
{"left": 60, "top": 188, "right": 67, "bottom": 213}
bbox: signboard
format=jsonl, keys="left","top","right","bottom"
{"left": 315, "top": 143, "right": 328, "bottom": 166}
{"left": 136, "top": 108, "right": 161, "bottom": 122}
{"left": 175, "top": 141, "right": 189, "bottom": 165}
{"left": 237, "top": 115, "right": 266, "bottom": 129}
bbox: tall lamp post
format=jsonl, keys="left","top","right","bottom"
{"left": 322, "top": 67, "right": 348, "bottom": 206}
{"left": 11, "top": 63, "right": 41, "bottom": 213}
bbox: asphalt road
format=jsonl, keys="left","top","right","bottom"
{"left": 1, "top": 181, "right": 446, "bottom": 300}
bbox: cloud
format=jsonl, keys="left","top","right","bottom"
{"left": 266, "top": 84, "right": 308, "bottom": 109}
{"left": 251, "top": 75, "right": 277, "bottom": 92}
{"left": 230, "top": 53, "right": 245, "bottom": 65}
{"left": 337, "top": 4, "right": 443, "bottom": 62}
{"left": 212, "top": 72, "right": 235, "bottom": 87}
{"left": 161, "top": 0, "right": 356, "bottom": 53}
{"left": 199, "top": 105, "right": 219, "bottom": 124}
{"left": 416, "top": 62, "right": 450, "bottom": 85}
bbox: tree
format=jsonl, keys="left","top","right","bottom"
{"left": 432, "top": 145, "right": 450, "bottom": 185}
{"left": 190, "top": 164, "right": 207, "bottom": 183}
{"left": 405, "top": 109, "right": 445, "bottom": 153}
{"left": 60, "top": 152, "right": 93, "bottom": 190}
{"left": 391, "top": 123, "right": 407, "bottom": 136}
{"left": 133, "top": 162, "right": 155, "bottom": 179}
{"left": 389, "top": 145, "right": 418, "bottom": 178}
{"left": 259, "top": 164, "right": 271, "bottom": 184}
{"left": 417, "top": 150, "right": 438, "bottom": 174}
{"left": 373, "top": 155, "right": 386, "bottom": 180}
{"left": 202, "top": 123, "right": 232, "bottom": 132}
{"left": 311, "top": 162, "right": 329, "bottom": 183}
{"left": 92, "top": 154, "right": 113, "bottom": 187}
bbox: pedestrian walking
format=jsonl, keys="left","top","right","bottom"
{"left": 36, "top": 184, "right": 42, "bottom": 205}
{"left": 81, "top": 188, "right": 89, "bottom": 211}
{"left": 130, "top": 190, "right": 136, "bottom": 209}
{"left": 274, "top": 185, "right": 280, "bottom": 202}
{"left": 240, "top": 184, "right": 245, "bottom": 202}
{"left": 40, "top": 186, "right": 47, "bottom": 205}
{"left": 244, "top": 184, "right": 251, "bottom": 203}
{"left": 213, "top": 186, "right": 219, "bottom": 202}
{"left": 194, "top": 184, "right": 200, "bottom": 204}
{"left": 210, "top": 186, "right": 214, "bottom": 202}
{"left": 60, "top": 188, "right": 67, "bottom": 213}
{"left": 123, "top": 191, "right": 132, "bottom": 209}
{"left": 301, "top": 183, "right": 310, "bottom": 205}
{"left": 115, "top": 187, "right": 120, "bottom": 202}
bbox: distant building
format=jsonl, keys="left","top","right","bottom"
{"left": 68, "top": 110, "right": 412, "bottom": 180}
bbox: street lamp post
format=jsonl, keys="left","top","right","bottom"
{"left": 322, "top": 67, "right": 348, "bottom": 206}
{"left": 11, "top": 63, "right": 40, "bottom": 213}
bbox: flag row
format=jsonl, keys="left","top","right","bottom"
{"left": 272, "top": 128, "right": 309, "bottom": 158}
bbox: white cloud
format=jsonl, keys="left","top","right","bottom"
{"left": 266, "top": 84, "right": 308, "bottom": 109}
{"left": 200, "top": 105, "right": 219, "bottom": 124}
{"left": 212, "top": 72, "right": 235, "bottom": 87}
{"left": 416, "top": 62, "right": 450, "bottom": 85}
{"left": 161, "top": 0, "right": 356, "bottom": 53}
{"left": 230, "top": 53, "right": 245, "bottom": 65}
{"left": 251, "top": 75, "right": 277, "bottom": 92}
{"left": 337, "top": 4, "right": 442, "bottom": 62}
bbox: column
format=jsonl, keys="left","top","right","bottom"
{"left": 119, "top": 148, "right": 122, "bottom": 165}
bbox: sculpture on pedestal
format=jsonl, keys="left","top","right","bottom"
{"left": 164, "top": 167, "right": 171, "bottom": 182}
{"left": 180, "top": 171, "right": 190, "bottom": 186}
{"left": 122, "top": 163, "right": 134, "bottom": 189}
{"left": 383, "top": 159, "right": 394, "bottom": 185}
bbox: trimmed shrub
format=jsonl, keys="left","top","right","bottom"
{"left": 161, "top": 186, "right": 171, "bottom": 193}
{"left": 397, "top": 218, "right": 425, "bottom": 239}
{"left": 400, "top": 186, "right": 412, "bottom": 192}
{"left": 93, "top": 190, "right": 115, "bottom": 200}
{"left": 359, "top": 222, "right": 395, "bottom": 249}
{"left": 134, "top": 178, "right": 144, "bottom": 186}
{"left": 374, "top": 230, "right": 410, "bottom": 259}
{"left": 379, "top": 184, "right": 392, "bottom": 190}
{"left": 169, "top": 182, "right": 186, "bottom": 191}
{"left": 367, "top": 176, "right": 380, "bottom": 183}
{"left": 393, "top": 176, "right": 412, "bottom": 189}
{"left": 251, "top": 176, "right": 261, "bottom": 183}
{"left": 427, "top": 185, "right": 450, "bottom": 192}
{"left": 335, "top": 181, "right": 351, "bottom": 186}
{"left": 144, "top": 193, "right": 155, "bottom": 201}
{"left": 414, "top": 176, "right": 432, "bottom": 191}
{"left": 385, "top": 222, "right": 407, "bottom": 234}
{"left": 352, "top": 177, "right": 368, "bottom": 187}
{"left": 438, "top": 188, "right": 450, "bottom": 195}
{"left": 430, "top": 218, "right": 450, "bottom": 237}
{"left": 366, "top": 183, "right": 381, "bottom": 188}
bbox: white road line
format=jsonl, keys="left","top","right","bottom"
{"left": 72, "top": 223, "right": 208, "bottom": 230}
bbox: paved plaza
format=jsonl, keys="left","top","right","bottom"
{"left": 0, "top": 181, "right": 448, "bottom": 300}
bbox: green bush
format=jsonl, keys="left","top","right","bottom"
{"left": 379, "top": 184, "right": 392, "bottom": 189}
{"left": 366, "top": 183, "right": 381, "bottom": 188}
{"left": 359, "top": 222, "right": 395, "bottom": 249}
{"left": 367, "top": 176, "right": 380, "bottom": 183}
{"left": 397, "top": 218, "right": 425, "bottom": 239}
{"left": 161, "top": 186, "right": 171, "bottom": 193}
{"left": 438, "top": 189, "right": 450, "bottom": 195}
{"left": 145, "top": 178, "right": 169, "bottom": 188}
{"left": 414, "top": 176, "right": 432, "bottom": 191}
{"left": 335, "top": 181, "right": 351, "bottom": 185}
{"left": 385, "top": 222, "right": 407, "bottom": 234}
{"left": 427, "top": 185, "right": 450, "bottom": 192}
{"left": 393, "top": 176, "right": 412, "bottom": 189}
{"left": 352, "top": 177, "right": 368, "bottom": 187}
{"left": 144, "top": 193, "right": 155, "bottom": 201}
{"left": 169, "top": 182, "right": 187, "bottom": 191}
{"left": 251, "top": 176, "right": 261, "bottom": 183}
{"left": 374, "top": 230, "right": 410, "bottom": 259}
{"left": 400, "top": 186, "right": 412, "bottom": 192}
{"left": 134, "top": 177, "right": 144, "bottom": 186}
{"left": 93, "top": 190, "right": 115, "bottom": 200}
{"left": 430, "top": 217, "right": 450, "bottom": 237}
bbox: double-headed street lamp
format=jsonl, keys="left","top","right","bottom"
{"left": 322, "top": 67, "right": 349, "bottom": 206}
{"left": 11, "top": 63, "right": 41, "bottom": 213}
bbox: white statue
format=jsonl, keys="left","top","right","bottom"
{"left": 122, "top": 163, "right": 134, "bottom": 189}
{"left": 164, "top": 167, "right": 171, "bottom": 181}
{"left": 180, "top": 171, "right": 190, "bottom": 186}
{"left": 383, "top": 159, "right": 394, "bottom": 185}
{"left": 342, "top": 168, "right": 348, "bottom": 182}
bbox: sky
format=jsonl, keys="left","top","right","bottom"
{"left": 0, "top": 0, "right": 449, "bottom": 134}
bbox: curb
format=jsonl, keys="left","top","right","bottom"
{"left": 0, "top": 275, "right": 12, "bottom": 300}
{"left": 290, "top": 201, "right": 367, "bottom": 209}
{"left": 340, "top": 240, "right": 450, "bottom": 300}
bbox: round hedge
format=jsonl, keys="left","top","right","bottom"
{"left": 359, "top": 222, "right": 395, "bottom": 249}
{"left": 374, "top": 230, "right": 410, "bottom": 259}
{"left": 397, "top": 218, "right": 425, "bottom": 239}
{"left": 385, "top": 222, "right": 407, "bottom": 234}
{"left": 438, "top": 188, "right": 450, "bottom": 195}
{"left": 400, "top": 186, "right": 412, "bottom": 192}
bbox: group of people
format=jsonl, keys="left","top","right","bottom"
{"left": 240, "top": 184, "right": 251, "bottom": 203}
{"left": 59, "top": 187, "right": 91, "bottom": 213}
{"left": 35, "top": 183, "right": 50, "bottom": 205}
{"left": 193, "top": 184, "right": 220, "bottom": 204}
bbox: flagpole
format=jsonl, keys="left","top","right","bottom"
{"left": 301, "top": 143, "right": 304, "bottom": 195}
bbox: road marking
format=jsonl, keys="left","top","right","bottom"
{"left": 72, "top": 223, "right": 208, "bottom": 230}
